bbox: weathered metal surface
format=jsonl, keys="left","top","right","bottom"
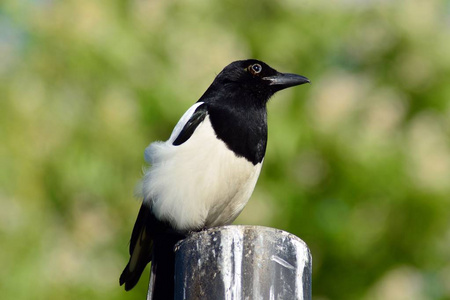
{"left": 173, "top": 225, "right": 312, "bottom": 300}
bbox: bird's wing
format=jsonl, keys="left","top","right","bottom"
{"left": 120, "top": 203, "right": 154, "bottom": 291}
{"left": 128, "top": 203, "right": 152, "bottom": 256}
{"left": 169, "top": 102, "right": 208, "bottom": 146}
{"left": 120, "top": 203, "right": 188, "bottom": 292}
{"left": 121, "top": 102, "right": 208, "bottom": 290}
{"left": 143, "top": 102, "right": 208, "bottom": 164}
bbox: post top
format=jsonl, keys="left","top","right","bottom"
{"left": 175, "top": 225, "right": 310, "bottom": 256}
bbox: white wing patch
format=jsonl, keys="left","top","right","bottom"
{"left": 144, "top": 102, "right": 204, "bottom": 164}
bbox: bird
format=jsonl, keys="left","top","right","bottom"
{"left": 120, "top": 59, "right": 309, "bottom": 297}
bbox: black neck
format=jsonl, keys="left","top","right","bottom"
{"left": 200, "top": 84, "right": 268, "bottom": 165}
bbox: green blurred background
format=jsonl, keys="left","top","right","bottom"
{"left": 1, "top": 0, "right": 450, "bottom": 299}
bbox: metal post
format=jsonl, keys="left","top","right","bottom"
{"left": 173, "top": 225, "right": 312, "bottom": 300}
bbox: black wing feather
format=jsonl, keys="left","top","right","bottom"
{"left": 120, "top": 203, "right": 187, "bottom": 291}
{"left": 172, "top": 103, "right": 208, "bottom": 146}
{"left": 120, "top": 203, "right": 154, "bottom": 291}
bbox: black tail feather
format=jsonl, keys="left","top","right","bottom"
{"left": 148, "top": 232, "right": 186, "bottom": 299}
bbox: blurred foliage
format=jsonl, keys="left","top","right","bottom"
{"left": 1, "top": 0, "right": 450, "bottom": 299}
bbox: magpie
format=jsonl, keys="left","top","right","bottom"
{"left": 120, "top": 59, "right": 309, "bottom": 297}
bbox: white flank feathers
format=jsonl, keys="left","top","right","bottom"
{"left": 141, "top": 102, "right": 262, "bottom": 231}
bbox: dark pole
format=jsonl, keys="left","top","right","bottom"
{"left": 170, "top": 225, "right": 312, "bottom": 300}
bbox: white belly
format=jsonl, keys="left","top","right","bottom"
{"left": 141, "top": 116, "right": 262, "bottom": 231}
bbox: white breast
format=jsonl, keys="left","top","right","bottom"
{"left": 141, "top": 113, "right": 262, "bottom": 232}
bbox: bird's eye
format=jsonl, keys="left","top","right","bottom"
{"left": 249, "top": 64, "right": 262, "bottom": 75}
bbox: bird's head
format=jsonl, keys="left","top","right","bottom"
{"left": 205, "top": 59, "right": 310, "bottom": 106}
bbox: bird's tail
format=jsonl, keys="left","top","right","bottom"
{"left": 148, "top": 232, "right": 186, "bottom": 299}
{"left": 120, "top": 204, "right": 154, "bottom": 291}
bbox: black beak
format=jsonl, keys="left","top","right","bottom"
{"left": 263, "top": 73, "right": 310, "bottom": 91}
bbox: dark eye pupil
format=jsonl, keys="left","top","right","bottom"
{"left": 252, "top": 64, "right": 261, "bottom": 73}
